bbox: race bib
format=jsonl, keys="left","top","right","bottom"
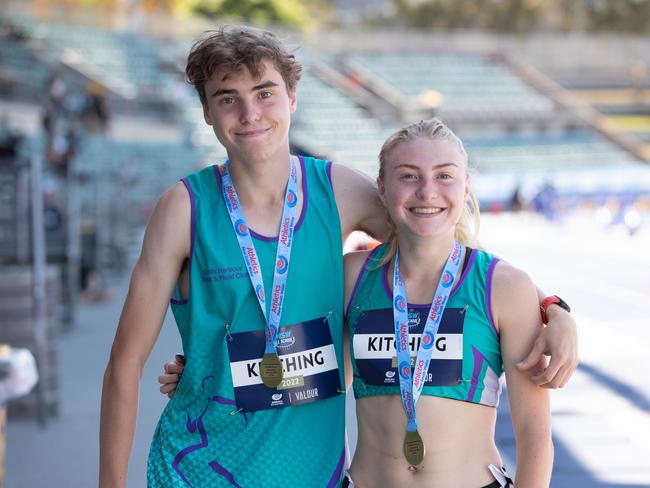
{"left": 227, "top": 317, "right": 341, "bottom": 412}
{"left": 353, "top": 307, "right": 464, "bottom": 386}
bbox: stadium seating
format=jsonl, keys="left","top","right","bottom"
{"left": 348, "top": 53, "right": 555, "bottom": 119}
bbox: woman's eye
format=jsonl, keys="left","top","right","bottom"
{"left": 400, "top": 174, "right": 417, "bottom": 181}
{"left": 438, "top": 173, "right": 453, "bottom": 180}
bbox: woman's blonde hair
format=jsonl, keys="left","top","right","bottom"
{"left": 377, "top": 118, "right": 481, "bottom": 265}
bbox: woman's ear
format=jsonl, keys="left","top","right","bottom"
{"left": 377, "top": 176, "right": 387, "bottom": 206}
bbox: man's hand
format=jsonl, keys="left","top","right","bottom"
{"left": 158, "top": 354, "right": 185, "bottom": 399}
{"left": 516, "top": 305, "right": 578, "bottom": 388}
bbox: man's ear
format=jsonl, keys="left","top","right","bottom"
{"left": 288, "top": 89, "right": 297, "bottom": 113}
{"left": 203, "top": 103, "right": 212, "bottom": 126}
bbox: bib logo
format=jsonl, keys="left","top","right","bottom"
{"left": 399, "top": 361, "right": 411, "bottom": 379}
{"left": 442, "top": 271, "right": 454, "bottom": 288}
{"left": 270, "top": 393, "right": 284, "bottom": 407}
{"left": 276, "top": 255, "right": 289, "bottom": 275}
{"left": 235, "top": 219, "right": 248, "bottom": 236}
{"left": 408, "top": 312, "right": 420, "bottom": 328}
{"left": 255, "top": 284, "right": 265, "bottom": 302}
{"left": 421, "top": 331, "right": 435, "bottom": 350}
{"left": 385, "top": 370, "right": 395, "bottom": 378}
{"left": 286, "top": 189, "right": 298, "bottom": 208}
{"left": 394, "top": 295, "right": 407, "bottom": 312}
{"left": 276, "top": 328, "right": 296, "bottom": 349}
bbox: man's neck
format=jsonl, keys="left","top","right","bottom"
{"left": 228, "top": 151, "right": 293, "bottom": 208}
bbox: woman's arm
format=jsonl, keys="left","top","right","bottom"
{"left": 99, "top": 182, "right": 190, "bottom": 487}
{"left": 492, "top": 261, "right": 554, "bottom": 487}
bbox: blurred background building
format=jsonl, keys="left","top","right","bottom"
{"left": 0, "top": 0, "right": 649, "bottom": 486}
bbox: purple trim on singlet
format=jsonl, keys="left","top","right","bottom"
{"left": 381, "top": 248, "right": 475, "bottom": 305}
{"left": 172, "top": 404, "right": 211, "bottom": 486}
{"left": 173, "top": 381, "right": 247, "bottom": 486}
{"left": 450, "top": 248, "right": 476, "bottom": 296}
{"left": 209, "top": 461, "right": 243, "bottom": 488}
{"left": 345, "top": 247, "right": 381, "bottom": 319}
{"left": 467, "top": 346, "right": 487, "bottom": 402}
{"left": 485, "top": 258, "right": 500, "bottom": 338}
{"left": 248, "top": 155, "right": 308, "bottom": 242}
{"left": 326, "top": 160, "right": 334, "bottom": 189}
{"left": 326, "top": 449, "right": 346, "bottom": 488}
{"left": 170, "top": 178, "right": 196, "bottom": 305}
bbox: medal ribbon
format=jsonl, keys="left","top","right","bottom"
{"left": 393, "top": 241, "right": 463, "bottom": 433}
{"left": 220, "top": 158, "right": 299, "bottom": 356}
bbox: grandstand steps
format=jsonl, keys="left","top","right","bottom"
{"left": 310, "top": 60, "right": 399, "bottom": 124}
{"left": 503, "top": 53, "right": 649, "bottom": 164}
{"left": 343, "top": 57, "right": 427, "bottom": 124}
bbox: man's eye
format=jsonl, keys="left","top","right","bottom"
{"left": 259, "top": 91, "right": 272, "bottom": 99}
{"left": 401, "top": 174, "right": 417, "bottom": 181}
{"left": 220, "top": 97, "right": 236, "bottom": 105}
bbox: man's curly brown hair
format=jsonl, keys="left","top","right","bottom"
{"left": 186, "top": 26, "right": 303, "bottom": 107}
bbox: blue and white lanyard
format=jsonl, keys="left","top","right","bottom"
{"left": 219, "top": 158, "right": 299, "bottom": 355}
{"left": 393, "top": 241, "right": 463, "bottom": 433}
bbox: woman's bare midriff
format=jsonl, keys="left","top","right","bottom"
{"left": 348, "top": 395, "right": 503, "bottom": 488}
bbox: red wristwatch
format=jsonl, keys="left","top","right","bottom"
{"left": 540, "top": 295, "right": 571, "bottom": 324}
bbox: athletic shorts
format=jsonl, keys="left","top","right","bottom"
{"left": 341, "top": 465, "right": 513, "bottom": 488}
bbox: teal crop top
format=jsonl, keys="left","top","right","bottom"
{"left": 346, "top": 244, "right": 504, "bottom": 407}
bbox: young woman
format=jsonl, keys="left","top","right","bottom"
{"left": 342, "top": 118, "right": 552, "bottom": 487}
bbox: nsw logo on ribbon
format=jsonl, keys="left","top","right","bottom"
{"left": 442, "top": 270, "right": 454, "bottom": 288}
{"left": 235, "top": 219, "right": 248, "bottom": 236}
{"left": 420, "top": 330, "right": 435, "bottom": 350}
{"left": 399, "top": 360, "right": 411, "bottom": 379}
{"left": 394, "top": 295, "right": 407, "bottom": 312}
{"left": 255, "top": 284, "right": 265, "bottom": 302}
{"left": 276, "top": 255, "right": 289, "bottom": 275}
{"left": 286, "top": 189, "right": 298, "bottom": 208}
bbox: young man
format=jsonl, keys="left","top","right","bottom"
{"left": 100, "top": 26, "right": 577, "bottom": 487}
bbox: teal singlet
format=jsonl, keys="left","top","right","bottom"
{"left": 347, "top": 244, "right": 503, "bottom": 407}
{"left": 148, "top": 157, "right": 346, "bottom": 488}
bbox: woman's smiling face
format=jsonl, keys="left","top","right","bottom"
{"left": 378, "top": 136, "right": 470, "bottom": 240}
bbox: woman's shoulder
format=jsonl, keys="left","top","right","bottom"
{"left": 344, "top": 249, "right": 373, "bottom": 277}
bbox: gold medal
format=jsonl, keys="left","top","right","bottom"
{"left": 260, "top": 352, "right": 283, "bottom": 388}
{"left": 403, "top": 429, "right": 425, "bottom": 466}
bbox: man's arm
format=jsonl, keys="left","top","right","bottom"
{"left": 516, "top": 287, "right": 578, "bottom": 388}
{"left": 329, "top": 163, "right": 388, "bottom": 242}
{"left": 99, "top": 182, "right": 190, "bottom": 487}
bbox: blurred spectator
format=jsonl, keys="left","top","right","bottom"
{"left": 82, "top": 82, "right": 110, "bottom": 133}
{"left": 509, "top": 184, "right": 525, "bottom": 212}
{"left": 533, "top": 180, "right": 559, "bottom": 221}
{"left": 0, "top": 120, "right": 23, "bottom": 160}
